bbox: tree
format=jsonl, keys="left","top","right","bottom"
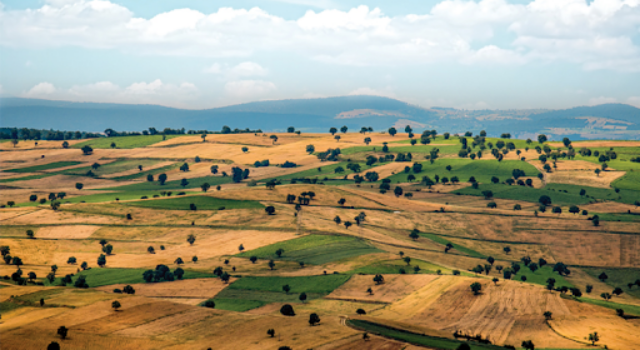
{"left": 543, "top": 311, "right": 553, "bottom": 320}
{"left": 588, "top": 332, "right": 599, "bottom": 345}
{"left": 280, "top": 304, "right": 295, "bottom": 316}
{"left": 344, "top": 221, "right": 352, "bottom": 229}
{"left": 538, "top": 195, "right": 552, "bottom": 206}
{"left": 175, "top": 257, "right": 184, "bottom": 265}
{"left": 394, "top": 186, "right": 403, "bottom": 197}
{"left": 112, "top": 300, "right": 121, "bottom": 311}
{"left": 470, "top": 282, "right": 482, "bottom": 295}
{"left": 306, "top": 144, "right": 315, "bottom": 154}
{"left": 612, "top": 287, "right": 624, "bottom": 296}
{"left": 409, "top": 229, "right": 420, "bottom": 240}
{"left": 180, "top": 178, "right": 189, "bottom": 188}
{"left": 97, "top": 254, "right": 106, "bottom": 267}
{"left": 26, "top": 229, "right": 35, "bottom": 239}
{"left": 158, "top": 173, "right": 168, "bottom": 185}
{"left": 187, "top": 234, "right": 196, "bottom": 245}
{"left": 276, "top": 248, "right": 285, "bottom": 257}
{"left": 309, "top": 313, "right": 321, "bottom": 326}
{"left": 265, "top": 206, "right": 276, "bottom": 215}
{"left": 538, "top": 134, "right": 547, "bottom": 144}
{"left": 270, "top": 135, "right": 278, "bottom": 144}
{"left": 598, "top": 272, "right": 608, "bottom": 282}
{"left": 201, "top": 182, "right": 211, "bottom": 192}
{"left": 81, "top": 145, "right": 93, "bottom": 155}
{"left": 364, "top": 137, "right": 371, "bottom": 145}
{"left": 522, "top": 340, "right": 535, "bottom": 350}
{"left": 268, "top": 260, "right": 275, "bottom": 270}
{"left": 67, "top": 256, "right": 76, "bottom": 264}
{"left": 75, "top": 183, "right": 84, "bottom": 190}
{"left": 329, "top": 127, "right": 337, "bottom": 135}
{"left": 103, "top": 244, "right": 113, "bottom": 255}
{"left": 601, "top": 292, "right": 612, "bottom": 301}
{"left": 373, "top": 274, "right": 385, "bottom": 285}
{"left": 404, "top": 256, "right": 411, "bottom": 265}
{"left": 81, "top": 261, "right": 88, "bottom": 270}
{"left": 57, "top": 326, "right": 68, "bottom": 340}
{"left": 220, "top": 272, "right": 231, "bottom": 283}
{"left": 299, "top": 292, "right": 307, "bottom": 303}
{"left": 503, "top": 246, "right": 511, "bottom": 255}
{"left": 367, "top": 287, "right": 373, "bottom": 295}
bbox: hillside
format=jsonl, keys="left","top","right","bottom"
{"left": 1, "top": 97, "right": 639, "bottom": 139}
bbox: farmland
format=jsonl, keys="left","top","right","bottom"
{"left": 1, "top": 131, "right": 639, "bottom": 350}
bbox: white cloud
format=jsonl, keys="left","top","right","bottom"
{"left": 0, "top": 0, "right": 639, "bottom": 70}
{"left": 588, "top": 96, "right": 618, "bottom": 105}
{"left": 26, "top": 82, "right": 56, "bottom": 96}
{"left": 205, "top": 61, "right": 268, "bottom": 78}
{"left": 22, "top": 80, "right": 199, "bottom": 108}
{"left": 627, "top": 96, "right": 640, "bottom": 108}
{"left": 224, "top": 80, "right": 276, "bottom": 98}
{"left": 203, "top": 63, "right": 223, "bottom": 74}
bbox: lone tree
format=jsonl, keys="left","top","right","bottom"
{"left": 204, "top": 300, "right": 215, "bottom": 308}
{"left": 267, "top": 329, "right": 275, "bottom": 338}
{"left": 299, "top": 292, "right": 307, "bottom": 303}
{"left": 470, "top": 282, "right": 482, "bottom": 295}
{"left": 265, "top": 206, "right": 276, "bottom": 215}
{"left": 409, "top": 229, "right": 420, "bottom": 240}
{"left": 309, "top": 313, "right": 321, "bottom": 326}
{"left": 543, "top": 311, "right": 553, "bottom": 320}
{"left": 522, "top": 340, "right": 535, "bottom": 350}
{"left": 112, "top": 300, "right": 121, "bottom": 311}
{"left": 187, "top": 234, "right": 196, "bottom": 245}
{"left": 280, "top": 304, "right": 295, "bottom": 316}
{"left": 282, "top": 284, "right": 291, "bottom": 294}
{"left": 47, "top": 342, "right": 61, "bottom": 350}
{"left": 57, "top": 326, "right": 68, "bottom": 340}
{"left": 589, "top": 332, "right": 599, "bottom": 345}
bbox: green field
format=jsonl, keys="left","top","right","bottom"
{"left": 575, "top": 297, "right": 640, "bottom": 316}
{"left": 420, "top": 233, "right": 486, "bottom": 258}
{"left": 5, "top": 161, "right": 82, "bottom": 173}
{"left": 64, "top": 159, "right": 165, "bottom": 176}
{"left": 215, "top": 274, "right": 351, "bottom": 304}
{"left": 199, "top": 298, "right": 266, "bottom": 312}
{"left": 454, "top": 184, "right": 596, "bottom": 207}
{"left": 581, "top": 267, "right": 640, "bottom": 298}
{"left": 543, "top": 183, "right": 640, "bottom": 206}
{"left": 262, "top": 161, "right": 386, "bottom": 183}
{"left": 126, "top": 195, "right": 264, "bottom": 210}
{"left": 237, "top": 234, "right": 381, "bottom": 265}
{"left": 16, "top": 190, "right": 162, "bottom": 207}
{"left": 44, "top": 267, "right": 212, "bottom": 287}
{"left": 111, "top": 163, "right": 180, "bottom": 181}
{"left": 347, "top": 319, "right": 507, "bottom": 350}
{"left": 102, "top": 175, "right": 234, "bottom": 191}
{"left": 509, "top": 265, "right": 573, "bottom": 289}
{"left": 72, "top": 135, "right": 183, "bottom": 149}
{"left": 385, "top": 159, "right": 540, "bottom": 184}
{"left": 612, "top": 171, "right": 640, "bottom": 191}
{"left": 0, "top": 173, "right": 53, "bottom": 183}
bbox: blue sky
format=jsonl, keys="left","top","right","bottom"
{"left": 0, "top": 0, "right": 639, "bottom": 110}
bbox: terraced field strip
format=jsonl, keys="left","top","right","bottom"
{"left": 125, "top": 195, "right": 264, "bottom": 210}
{"left": 237, "top": 234, "right": 381, "bottom": 265}
{"left": 346, "top": 319, "right": 506, "bottom": 350}
{"left": 420, "top": 233, "right": 486, "bottom": 258}
{"left": 4, "top": 161, "right": 83, "bottom": 173}
{"left": 72, "top": 135, "right": 184, "bottom": 149}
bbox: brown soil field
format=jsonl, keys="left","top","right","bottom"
{"left": 34, "top": 225, "right": 101, "bottom": 239}
{"left": 0, "top": 139, "right": 84, "bottom": 150}
{"left": 327, "top": 274, "right": 439, "bottom": 303}
{"left": 96, "top": 278, "right": 232, "bottom": 298}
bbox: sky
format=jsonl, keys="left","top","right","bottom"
{"left": 0, "top": 0, "right": 639, "bottom": 110}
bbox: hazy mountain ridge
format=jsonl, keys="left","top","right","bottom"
{"left": 1, "top": 96, "right": 638, "bottom": 139}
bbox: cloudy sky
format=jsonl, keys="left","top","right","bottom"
{"left": 1, "top": 0, "right": 639, "bottom": 109}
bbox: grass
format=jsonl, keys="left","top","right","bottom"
{"left": 237, "top": 234, "right": 381, "bottom": 265}
{"left": 44, "top": 267, "right": 212, "bottom": 287}
{"left": 592, "top": 212, "right": 640, "bottom": 222}
{"left": 454, "top": 184, "right": 593, "bottom": 206}
{"left": 72, "top": 135, "right": 183, "bottom": 149}
{"left": 16, "top": 190, "right": 159, "bottom": 207}
{"left": 581, "top": 267, "right": 640, "bottom": 298}
{"left": 420, "top": 233, "right": 486, "bottom": 258}
{"left": 510, "top": 265, "right": 573, "bottom": 289}
{"left": 0, "top": 173, "right": 53, "bottom": 183}
{"left": 102, "top": 175, "right": 234, "bottom": 191}
{"left": 5, "top": 161, "right": 83, "bottom": 173}
{"left": 126, "top": 195, "right": 264, "bottom": 210}
{"left": 347, "top": 319, "right": 506, "bottom": 350}
{"left": 64, "top": 159, "right": 165, "bottom": 176}
{"left": 111, "top": 163, "right": 180, "bottom": 181}
{"left": 262, "top": 161, "right": 385, "bottom": 183}
{"left": 574, "top": 297, "right": 640, "bottom": 316}
{"left": 385, "top": 159, "right": 540, "bottom": 185}
{"left": 611, "top": 171, "right": 640, "bottom": 191}
{"left": 543, "top": 183, "right": 640, "bottom": 206}
{"left": 199, "top": 298, "right": 266, "bottom": 312}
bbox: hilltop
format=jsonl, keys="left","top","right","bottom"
{"left": 1, "top": 96, "right": 639, "bottom": 140}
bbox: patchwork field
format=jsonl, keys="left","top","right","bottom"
{"left": 1, "top": 132, "right": 639, "bottom": 350}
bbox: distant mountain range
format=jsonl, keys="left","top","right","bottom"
{"left": 1, "top": 96, "right": 639, "bottom": 140}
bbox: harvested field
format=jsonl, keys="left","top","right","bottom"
{"left": 96, "top": 278, "right": 231, "bottom": 298}
{"left": 327, "top": 274, "right": 439, "bottom": 303}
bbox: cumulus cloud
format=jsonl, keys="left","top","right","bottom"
{"left": 1, "top": 0, "right": 638, "bottom": 70}
{"left": 224, "top": 80, "right": 277, "bottom": 98}
{"left": 26, "top": 82, "right": 56, "bottom": 96}
{"left": 205, "top": 62, "right": 268, "bottom": 78}
{"left": 588, "top": 96, "right": 618, "bottom": 105}
{"left": 22, "top": 80, "right": 199, "bottom": 108}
